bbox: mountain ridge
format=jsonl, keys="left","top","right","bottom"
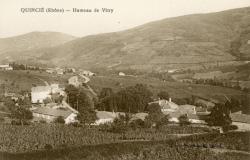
{"left": 1, "top": 7, "right": 250, "bottom": 71}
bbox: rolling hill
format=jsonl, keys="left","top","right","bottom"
{"left": 0, "top": 32, "right": 76, "bottom": 63}
{"left": 1, "top": 7, "right": 250, "bottom": 72}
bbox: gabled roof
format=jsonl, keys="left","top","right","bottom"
{"left": 131, "top": 113, "right": 148, "bottom": 121}
{"left": 96, "top": 111, "right": 125, "bottom": 120}
{"left": 32, "top": 107, "right": 73, "bottom": 119}
{"left": 149, "top": 100, "right": 179, "bottom": 110}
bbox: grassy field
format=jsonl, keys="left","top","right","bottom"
{"left": 89, "top": 74, "right": 245, "bottom": 101}
{"left": 0, "top": 70, "right": 71, "bottom": 93}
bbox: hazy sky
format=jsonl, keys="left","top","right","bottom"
{"left": 0, "top": 0, "right": 250, "bottom": 38}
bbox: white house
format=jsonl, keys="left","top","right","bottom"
{"left": 31, "top": 86, "right": 51, "bottom": 103}
{"left": 82, "top": 70, "right": 95, "bottom": 77}
{"left": 118, "top": 72, "right": 126, "bottom": 76}
{"left": 149, "top": 99, "right": 204, "bottom": 124}
{"left": 0, "top": 64, "right": 13, "bottom": 71}
{"left": 149, "top": 98, "right": 179, "bottom": 113}
{"left": 94, "top": 111, "right": 125, "bottom": 125}
{"left": 31, "top": 84, "right": 64, "bottom": 103}
{"left": 68, "top": 76, "right": 81, "bottom": 87}
{"left": 32, "top": 107, "right": 77, "bottom": 124}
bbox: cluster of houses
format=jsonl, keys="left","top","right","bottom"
{"left": 17, "top": 81, "right": 250, "bottom": 130}
{"left": 45, "top": 67, "right": 96, "bottom": 77}
{"left": 29, "top": 75, "right": 94, "bottom": 124}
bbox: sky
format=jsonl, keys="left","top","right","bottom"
{"left": 0, "top": 0, "right": 250, "bottom": 38}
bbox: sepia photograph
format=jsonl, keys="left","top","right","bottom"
{"left": 0, "top": 0, "right": 250, "bottom": 159}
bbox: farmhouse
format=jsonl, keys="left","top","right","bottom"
{"left": 68, "top": 76, "right": 81, "bottom": 87}
{"left": 31, "top": 84, "right": 64, "bottom": 103}
{"left": 32, "top": 107, "right": 77, "bottom": 124}
{"left": 31, "top": 86, "right": 51, "bottom": 103}
{"left": 149, "top": 98, "right": 179, "bottom": 113}
{"left": 149, "top": 99, "right": 204, "bottom": 124}
{"left": 0, "top": 64, "right": 13, "bottom": 71}
{"left": 81, "top": 70, "right": 95, "bottom": 76}
{"left": 94, "top": 111, "right": 125, "bottom": 125}
{"left": 118, "top": 72, "right": 126, "bottom": 76}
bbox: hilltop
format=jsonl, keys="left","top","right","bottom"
{"left": 0, "top": 32, "right": 76, "bottom": 63}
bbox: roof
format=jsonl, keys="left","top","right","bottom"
{"left": 31, "top": 86, "right": 51, "bottom": 92}
{"left": 0, "top": 65, "right": 10, "bottom": 68}
{"left": 32, "top": 107, "right": 73, "bottom": 119}
{"left": 178, "top": 105, "right": 196, "bottom": 114}
{"left": 131, "top": 113, "right": 148, "bottom": 121}
{"left": 149, "top": 100, "right": 179, "bottom": 110}
{"left": 96, "top": 111, "right": 125, "bottom": 120}
{"left": 195, "top": 99, "right": 215, "bottom": 107}
{"left": 231, "top": 113, "right": 250, "bottom": 124}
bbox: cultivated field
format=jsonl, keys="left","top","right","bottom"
{"left": 89, "top": 74, "right": 245, "bottom": 101}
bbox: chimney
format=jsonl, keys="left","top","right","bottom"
{"left": 169, "top": 97, "right": 171, "bottom": 102}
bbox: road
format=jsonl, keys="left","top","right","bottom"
{"left": 35, "top": 77, "right": 49, "bottom": 86}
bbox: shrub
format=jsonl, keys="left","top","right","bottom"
{"left": 178, "top": 114, "right": 190, "bottom": 126}
{"left": 44, "top": 144, "right": 53, "bottom": 150}
{"left": 39, "top": 120, "right": 47, "bottom": 123}
{"left": 222, "top": 125, "right": 238, "bottom": 132}
{"left": 54, "top": 116, "right": 65, "bottom": 124}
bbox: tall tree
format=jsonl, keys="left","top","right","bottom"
{"left": 157, "top": 91, "right": 169, "bottom": 100}
{"left": 206, "top": 103, "right": 232, "bottom": 126}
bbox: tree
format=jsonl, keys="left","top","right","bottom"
{"left": 10, "top": 106, "right": 33, "bottom": 125}
{"left": 157, "top": 91, "right": 169, "bottom": 100}
{"left": 99, "top": 88, "right": 113, "bottom": 99}
{"left": 4, "top": 97, "right": 16, "bottom": 112}
{"left": 54, "top": 116, "right": 65, "bottom": 124}
{"left": 65, "top": 85, "right": 79, "bottom": 109}
{"left": 97, "top": 84, "right": 153, "bottom": 113}
{"left": 144, "top": 103, "right": 165, "bottom": 128}
{"left": 225, "top": 97, "right": 241, "bottom": 113}
{"left": 178, "top": 114, "right": 190, "bottom": 126}
{"left": 110, "top": 114, "right": 129, "bottom": 133}
{"left": 77, "top": 109, "right": 97, "bottom": 126}
{"left": 205, "top": 103, "right": 232, "bottom": 127}
{"left": 65, "top": 84, "right": 96, "bottom": 125}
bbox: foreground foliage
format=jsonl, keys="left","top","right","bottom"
{"left": 1, "top": 138, "right": 249, "bottom": 160}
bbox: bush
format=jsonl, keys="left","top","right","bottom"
{"left": 39, "top": 120, "right": 47, "bottom": 124}
{"left": 129, "top": 119, "right": 145, "bottom": 130}
{"left": 44, "top": 144, "right": 53, "bottom": 150}
{"left": 178, "top": 114, "right": 190, "bottom": 126}
{"left": 69, "top": 122, "right": 82, "bottom": 127}
{"left": 222, "top": 125, "right": 238, "bottom": 132}
{"left": 54, "top": 116, "right": 65, "bottom": 124}
{"left": 0, "top": 117, "right": 4, "bottom": 122}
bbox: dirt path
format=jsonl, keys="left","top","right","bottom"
{"left": 35, "top": 77, "right": 49, "bottom": 86}
{"left": 86, "top": 85, "right": 97, "bottom": 96}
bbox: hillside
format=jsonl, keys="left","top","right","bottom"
{"left": 1, "top": 7, "right": 250, "bottom": 71}
{"left": 0, "top": 32, "right": 76, "bottom": 62}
